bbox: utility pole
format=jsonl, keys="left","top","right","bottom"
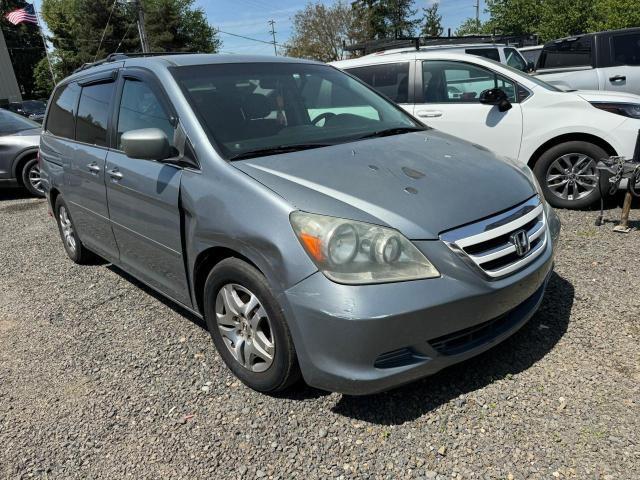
{"left": 268, "top": 19, "right": 277, "bottom": 56}
{"left": 474, "top": 0, "right": 480, "bottom": 33}
{"left": 127, "top": 0, "right": 150, "bottom": 53}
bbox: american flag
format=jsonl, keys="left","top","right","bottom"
{"left": 4, "top": 3, "right": 38, "bottom": 25}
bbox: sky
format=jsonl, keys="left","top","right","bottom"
{"left": 31, "top": 0, "right": 490, "bottom": 56}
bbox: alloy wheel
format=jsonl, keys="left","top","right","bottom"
{"left": 546, "top": 153, "right": 598, "bottom": 201}
{"left": 28, "top": 164, "right": 44, "bottom": 194}
{"left": 215, "top": 283, "right": 275, "bottom": 373}
{"left": 59, "top": 206, "right": 76, "bottom": 253}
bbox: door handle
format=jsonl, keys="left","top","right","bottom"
{"left": 107, "top": 168, "right": 123, "bottom": 180}
{"left": 416, "top": 110, "right": 443, "bottom": 118}
{"left": 87, "top": 163, "right": 101, "bottom": 174}
{"left": 609, "top": 75, "right": 626, "bottom": 82}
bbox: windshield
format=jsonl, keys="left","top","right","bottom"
{"left": 170, "top": 62, "right": 423, "bottom": 160}
{"left": 482, "top": 57, "right": 563, "bottom": 92}
{"left": 21, "top": 100, "right": 46, "bottom": 113}
{"left": 0, "top": 109, "right": 40, "bottom": 135}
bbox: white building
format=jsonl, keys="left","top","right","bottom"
{"left": 0, "top": 27, "right": 22, "bottom": 104}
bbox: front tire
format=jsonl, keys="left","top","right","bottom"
{"left": 203, "top": 258, "right": 301, "bottom": 393}
{"left": 21, "top": 157, "right": 45, "bottom": 197}
{"left": 54, "top": 196, "right": 97, "bottom": 264}
{"left": 533, "top": 141, "right": 607, "bottom": 209}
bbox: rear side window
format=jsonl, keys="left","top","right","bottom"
{"left": 0, "top": 109, "right": 40, "bottom": 135}
{"left": 504, "top": 48, "right": 528, "bottom": 71}
{"left": 610, "top": 33, "right": 640, "bottom": 66}
{"left": 117, "top": 79, "right": 174, "bottom": 150}
{"left": 46, "top": 82, "right": 80, "bottom": 139}
{"left": 539, "top": 37, "right": 593, "bottom": 69}
{"left": 466, "top": 48, "right": 500, "bottom": 62}
{"left": 346, "top": 62, "right": 410, "bottom": 103}
{"left": 75, "top": 82, "right": 115, "bottom": 147}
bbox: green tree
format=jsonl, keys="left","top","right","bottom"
{"left": 454, "top": 17, "right": 492, "bottom": 36}
{"left": 484, "top": 0, "right": 544, "bottom": 35}
{"left": 40, "top": 0, "right": 221, "bottom": 80}
{"left": 537, "top": 0, "right": 595, "bottom": 40}
{"left": 0, "top": 0, "right": 47, "bottom": 98}
{"left": 144, "top": 0, "right": 220, "bottom": 52}
{"left": 421, "top": 2, "right": 443, "bottom": 37}
{"left": 588, "top": 0, "right": 640, "bottom": 31}
{"left": 284, "top": 1, "right": 367, "bottom": 62}
{"left": 352, "top": 0, "right": 419, "bottom": 39}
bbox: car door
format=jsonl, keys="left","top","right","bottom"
{"left": 105, "top": 69, "right": 191, "bottom": 306}
{"left": 43, "top": 78, "right": 120, "bottom": 261}
{"left": 598, "top": 31, "right": 640, "bottom": 95}
{"left": 413, "top": 59, "right": 524, "bottom": 161}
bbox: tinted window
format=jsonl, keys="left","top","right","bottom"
{"left": 47, "top": 82, "right": 80, "bottom": 139}
{"left": 505, "top": 47, "right": 528, "bottom": 71}
{"left": 117, "top": 79, "right": 174, "bottom": 150}
{"left": 466, "top": 48, "right": 500, "bottom": 62}
{"left": 171, "top": 63, "right": 420, "bottom": 160}
{"left": 611, "top": 33, "right": 640, "bottom": 66}
{"left": 539, "top": 37, "right": 592, "bottom": 68}
{"left": 0, "top": 109, "right": 40, "bottom": 135}
{"left": 346, "top": 62, "right": 410, "bottom": 103}
{"left": 76, "top": 82, "right": 114, "bottom": 147}
{"left": 520, "top": 48, "right": 542, "bottom": 65}
{"left": 422, "top": 60, "right": 516, "bottom": 103}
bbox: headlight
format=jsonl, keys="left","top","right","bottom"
{"left": 521, "top": 165, "right": 546, "bottom": 203}
{"left": 290, "top": 211, "right": 440, "bottom": 284}
{"left": 590, "top": 102, "right": 640, "bottom": 119}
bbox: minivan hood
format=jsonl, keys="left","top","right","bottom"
{"left": 235, "top": 131, "right": 535, "bottom": 239}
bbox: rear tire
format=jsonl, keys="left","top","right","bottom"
{"left": 21, "top": 157, "right": 45, "bottom": 197}
{"left": 533, "top": 141, "right": 607, "bottom": 209}
{"left": 54, "top": 196, "right": 97, "bottom": 264}
{"left": 203, "top": 258, "right": 301, "bottom": 393}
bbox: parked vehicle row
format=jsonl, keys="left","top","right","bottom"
{"left": 333, "top": 47, "right": 640, "bottom": 209}
{"left": 38, "top": 53, "right": 560, "bottom": 395}
{"left": 2, "top": 99, "right": 47, "bottom": 123}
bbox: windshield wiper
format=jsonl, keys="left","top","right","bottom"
{"left": 228, "top": 143, "right": 333, "bottom": 161}
{"left": 354, "top": 126, "right": 426, "bottom": 140}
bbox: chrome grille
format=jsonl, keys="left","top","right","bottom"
{"left": 441, "top": 196, "right": 547, "bottom": 279}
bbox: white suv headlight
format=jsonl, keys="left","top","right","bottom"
{"left": 290, "top": 211, "right": 440, "bottom": 284}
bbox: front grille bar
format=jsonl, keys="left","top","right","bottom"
{"left": 441, "top": 196, "right": 547, "bottom": 279}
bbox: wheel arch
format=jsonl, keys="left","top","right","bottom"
{"left": 527, "top": 133, "right": 617, "bottom": 169}
{"left": 192, "top": 246, "right": 262, "bottom": 315}
{"left": 12, "top": 148, "right": 39, "bottom": 185}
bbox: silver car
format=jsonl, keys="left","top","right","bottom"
{"left": 40, "top": 54, "right": 560, "bottom": 395}
{"left": 0, "top": 109, "right": 42, "bottom": 196}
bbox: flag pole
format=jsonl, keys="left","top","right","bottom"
{"left": 33, "top": 4, "right": 56, "bottom": 83}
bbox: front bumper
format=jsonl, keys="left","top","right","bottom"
{"left": 280, "top": 205, "right": 560, "bottom": 395}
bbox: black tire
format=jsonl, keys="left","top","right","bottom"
{"left": 54, "top": 196, "right": 97, "bottom": 264}
{"left": 203, "top": 258, "right": 301, "bottom": 393}
{"left": 533, "top": 141, "right": 608, "bottom": 209}
{"left": 21, "top": 157, "right": 45, "bottom": 197}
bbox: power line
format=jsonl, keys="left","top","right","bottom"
{"left": 93, "top": 0, "right": 118, "bottom": 61}
{"left": 217, "top": 28, "right": 284, "bottom": 47}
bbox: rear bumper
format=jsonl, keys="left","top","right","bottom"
{"left": 280, "top": 206, "right": 560, "bottom": 395}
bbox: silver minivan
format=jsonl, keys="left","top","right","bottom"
{"left": 40, "top": 53, "right": 560, "bottom": 395}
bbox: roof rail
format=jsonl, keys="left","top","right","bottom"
{"left": 344, "top": 35, "right": 538, "bottom": 56}
{"left": 73, "top": 51, "right": 202, "bottom": 74}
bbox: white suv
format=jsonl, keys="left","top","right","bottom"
{"left": 332, "top": 51, "right": 640, "bottom": 209}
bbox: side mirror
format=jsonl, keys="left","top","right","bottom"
{"left": 121, "top": 128, "right": 171, "bottom": 160}
{"left": 527, "top": 60, "right": 535, "bottom": 73}
{"left": 479, "top": 88, "right": 512, "bottom": 112}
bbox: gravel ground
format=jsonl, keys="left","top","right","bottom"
{"left": 0, "top": 189, "right": 638, "bottom": 480}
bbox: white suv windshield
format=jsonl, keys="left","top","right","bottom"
{"left": 171, "top": 62, "right": 423, "bottom": 160}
